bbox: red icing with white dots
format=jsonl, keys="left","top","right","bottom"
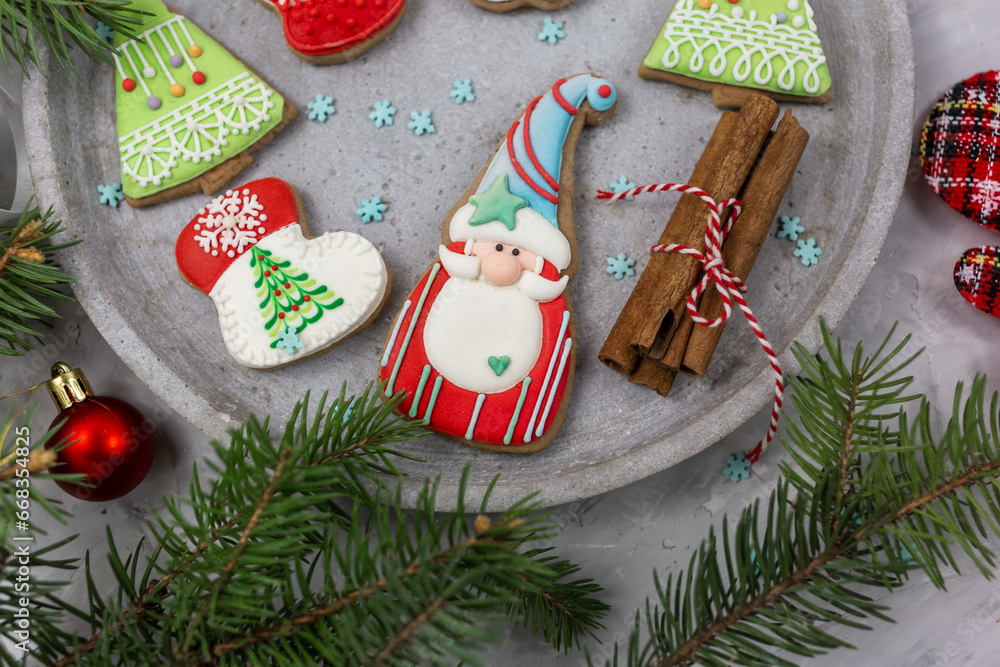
{"left": 175, "top": 178, "right": 299, "bottom": 294}
{"left": 268, "top": 0, "right": 406, "bottom": 58}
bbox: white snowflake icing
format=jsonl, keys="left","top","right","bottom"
{"left": 971, "top": 179, "right": 1000, "bottom": 219}
{"left": 193, "top": 188, "right": 268, "bottom": 258}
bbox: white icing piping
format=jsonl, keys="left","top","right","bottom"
{"left": 524, "top": 310, "right": 570, "bottom": 443}
{"left": 662, "top": 0, "right": 827, "bottom": 94}
{"left": 535, "top": 337, "right": 573, "bottom": 438}
{"left": 466, "top": 394, "right": 487, "bottom": 441}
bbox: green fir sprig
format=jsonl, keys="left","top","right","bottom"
{"left": 0, "top": 202, "right": 79, "bottom": 357}
{"left": 0, "top": 0, "right": 145, "bottom": 80}
{"left": 1, "top": 384, "right": 609, "bottom": 666}
{"left": 594, "top": 321, "right": 1000, "bottom": 667}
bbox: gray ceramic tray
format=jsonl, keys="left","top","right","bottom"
{"left": 24, "top": 0, "right": 914, "bottom": 511}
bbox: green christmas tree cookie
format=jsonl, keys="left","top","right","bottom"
{"left": 639, "top": 0, "right": 833, "bottom": 107}
{"left": 113, "top": 0, "right": 297, "bottom": 207}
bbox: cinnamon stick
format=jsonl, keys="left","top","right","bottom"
{"left": 599, "top": 111, "right": 737, "bottom": 374}
{"left": 599, "top": 96, "right": 780, "bottom": 375}
{"left": 627, "top": 357, "right": 677, "bottom": 397}
{"left": 681, "top": 110, "right": 810, "bottom": 378}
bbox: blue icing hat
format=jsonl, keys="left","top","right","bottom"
{"left": 476, "top": 75, "right": 617, "bottom": 226}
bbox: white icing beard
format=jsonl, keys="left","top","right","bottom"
{"left": 209, "top": 225, "right": 388, "bottom": 370}
{"left": 424, "top": 275, "right": 543, "bottom": 394}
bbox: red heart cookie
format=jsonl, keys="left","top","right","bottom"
{"left": 954, "top": 246, "right": 1000, "bottom": 318}
{"left": 261, "top": 0, "right": 406, "bottom": 65}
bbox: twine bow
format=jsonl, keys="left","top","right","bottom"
{"left": 597, "top": 183, "right": 784, "bottom": 464}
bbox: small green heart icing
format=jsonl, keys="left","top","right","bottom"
{"left": 488, "top": 356, "right": 511, "bottom": 377}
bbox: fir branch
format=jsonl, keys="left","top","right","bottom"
{"left": 0, "top": 0, "right": 145, "bottom": 80}
{"left": 0, "top": 202, "right": 80, "bottom": 357}
{"left": 597, "top": 320, "right": 1000, "bottom": 667}
{"left": 41, "top": 384, "right": 609, "bottom": 667}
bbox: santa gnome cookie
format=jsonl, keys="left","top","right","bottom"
{"left": 114, "top": 0, "right": 296, "bottom": 207}
{"left": 468, "top": 0, "right": 579, "bottom": 12}
{"left": 257, "top": 0, "right": 406, "bottom": 64}
{"left": 176, "top": 178, "right": 391, "bottom": 370}
{"left": 379, "top": 75, "right": 617, "bottom": 453}
{"left": 639, "top": 0, "right": 833, "bottom": 108}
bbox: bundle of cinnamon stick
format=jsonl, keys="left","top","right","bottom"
{"left": 599, "top": 95, "right": 809, "bottom": 396}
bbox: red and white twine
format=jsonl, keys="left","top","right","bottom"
{"left": 597, "top": 183, "right": 784, "bottom": 464}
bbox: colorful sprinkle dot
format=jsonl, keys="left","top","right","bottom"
{"left": 170, "top": 83, "right": 185, "bottom": 97}
{"left": 170, "top": 54, "right": 183, "bottom": 67}
{"left": 189, "top": 44, "right": 202, "bottom": 57}
{"left": 192, "top": 71, "right": 206, "bottom": 85}
{"left": 143, "top": 66, "right": 156, "bottom": 78}
{"left": 147, "top": 96, "right": 162, "bottom": 110}
{"left": 122, "top": 78, "right": 136, "bottom": 92}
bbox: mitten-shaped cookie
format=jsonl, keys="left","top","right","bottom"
{"left": 639, "top": 0, "right": 833, "bottom": 107}
{"left": 258, "top": 0, "right": 407, "bottom": 64}
{"left": 379, "top": 75, "right": 617, "bottom": 454}
{"left": 176, "top": 178, "right": 391, "bottom": 370}
{"left": 114, "top": 0, "right": 296, "bottom": 207}
{"left": 469, "top": 0, "right": 579, "bottom": 11}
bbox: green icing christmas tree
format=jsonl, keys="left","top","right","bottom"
{"left": 113, "top": 0, "right": 286, "bottom": 201}
{"left": 250, "top": 248, "right": 344, "bottom": 350}
{"left": 642, "top": 0, "right": 832, "bottom": 100}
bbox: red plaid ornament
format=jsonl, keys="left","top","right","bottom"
{"left": 955, "top": 246, "right": 1000, "bottom": 318}
{"left": 921, "top": 70, "right": 1000, "bottom": 232}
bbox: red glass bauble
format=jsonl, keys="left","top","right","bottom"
{"left": 45, "top": 396, "right": 155, "bottom": 502}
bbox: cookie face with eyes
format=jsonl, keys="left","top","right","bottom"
{"left": 378, "top": 75, "right": 618, "bottom": 454}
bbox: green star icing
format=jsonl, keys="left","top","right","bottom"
{"left": 468, "top": 174, "right": 529, "bottom": 232}
{"left": 642, "top": 0, "right": 832, "bottom": 98}
{"left": 115, "top": 0, "right": 284, "bottom": 199}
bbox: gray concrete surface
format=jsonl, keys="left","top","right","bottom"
{"left": 19, "top": 0, "right": 912, "bottom": 511}
{"left": 3, "top": 0, "right": 999, "bottom": 664}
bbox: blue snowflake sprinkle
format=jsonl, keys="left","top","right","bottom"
{"left": 370, "top": 99, "right": 396, "bottom": 128}
{"left": 307, "top": 94, "right": 336, "bottom": 122}
{"left": 356, "top": 197, "right": 388, "bottom": 223}
{"left": 97, "top": 183, "right": 124, "bottom": 208}
{"left": 276, "top": 328, "right": 303, "bottom": 355}
{"left": 609, "top": 175, "right": 637, "bottom": 201}
{"left": 793, "top": 238, "right": 823, "bottom": 266}
{"left": 538, "top": 17, "right": 565, "bottom": 45}
{"left": 777, "top": 215, "right": 804, "bottom": 241}
{"left": 606, "top": 253, "right": 636, "bottom": 280}
{"left": 450, "top": 78, "right": 476, "bottom": 105}
{"left": 723, "top": 453, "right": 751, "bottom": 483}
{"left": 407, "top": 110, "right": 435, "bottom": 136}
{"left": 897, "top": 542, "right": 919, "bottom": 565}
{"left": 95, "top": 21, "right": 114, "bottom": 42}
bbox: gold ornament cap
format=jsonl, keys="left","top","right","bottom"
{"left": 46, "top": 362, "right": 93, "bottom": 410}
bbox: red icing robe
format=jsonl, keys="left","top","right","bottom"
{"left": 379, "top": 242, "right": 573, "bottom": 447}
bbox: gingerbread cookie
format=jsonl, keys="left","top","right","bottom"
{"left": 176, "top": 178, "right": 391, "bottom": 370}
{"left": 639, "top": 0, "right": 833, "bottom": 108}
{"left": 257, "top": 0, "right": 407, "bottom": 65}
{"left": 378, "top": 74, "right": 617, "bottom": 454}
{"left": 468, "top": 0, "right": 579, "bottom": 12}
{"left": 114, "top": 0, "right": 297, "bottom": 207}
{"left": 921, "top": 70, "right": 1000, "bottom": 232}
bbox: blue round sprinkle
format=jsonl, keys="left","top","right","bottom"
{"left": 776, "top": 12, "right": 788, "bottom": 23}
